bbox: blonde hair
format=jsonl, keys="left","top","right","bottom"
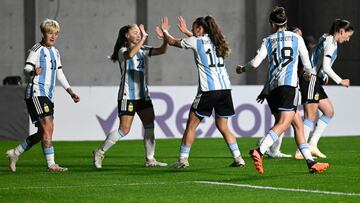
{"left": 40, "top": 19, "right": 60, "bottom": 33}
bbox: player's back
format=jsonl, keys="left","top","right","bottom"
{"left": 264, "top": 30, "right": 302, "bottom": 90}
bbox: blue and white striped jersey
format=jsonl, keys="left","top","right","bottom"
{"left": 245, "top": 30, "right": 313, "bottom": 92}
{"left": 117, "top": 46, "right": 151, "bottom": 100}
{"left": 180, "top": 34, "right": 231, "bottom": 92}
{"left": 25, "top": 43, "right": 63, "bottom": 102}
{"left": 311, "top": 34, "right": 342, "bottom": 84}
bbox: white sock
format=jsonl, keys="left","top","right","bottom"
{"left": 298, "top": 143, "right": 314, "bottom": 161}
{"left": 180, "top": 144, "right": 191, "bottom": 159}
{"left": 270, "top": 133, "right": 284, "bottom": 154}
{"left": 100, "top": 129, "right": 126, "bottom": 153}
{"left": 309, "top": 115, "right": 331, "bottom": 147}
{"left": 43, "top": 146, "right": 55, "bottom": 167}
{"left": 303, "top": 119, "right": 314, "bottom": 142}
{"left": 143, "top": 123, "right": 155, "bottom": 160}
{"left": 228, "top": 142, "right": 241, "bottom": 158}
{"left": 14, "top": 140, "right": 29, "bottom": 156}
{"left": 259, "top": 130, "right": 279, "bottom": 155}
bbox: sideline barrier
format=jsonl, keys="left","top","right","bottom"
{"left": 29, "top": 86, "right": 360, "bottom": 141}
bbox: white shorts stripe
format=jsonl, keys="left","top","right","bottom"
{"left": 32, "top": 97, "right": 43, "bottom": 114}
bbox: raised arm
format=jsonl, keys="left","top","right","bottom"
{"left": 178, "top": 16, "right": 193, "bottom": 37}
{"left": 123, "top": 24, "right": 148, "bottom": 60}
{"left": 160, "top": 17, "right": 182, "bottom": 48}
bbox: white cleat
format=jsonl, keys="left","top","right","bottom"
{"left": 92, "top": 149, "right": 104, "bottom": 169}
{"left": 144, "top": 158, "right": 168, "bottom": 167}
{"left": 229, "top": 156, "right": 246, "bottom": 167}
{"left": 172, "top": 158, "right": 190, "bottom": 168}
{"left": 6, "top": 149, "right": 19, "bottom": 172}
{"left": 48, "top": 164, "right": 68, "bottom": 172}
{"left": 267, "top": 151, "right": 292, "bottom": 158}
{"left": 310, "top": 146, "right": 327, "bottom": 158}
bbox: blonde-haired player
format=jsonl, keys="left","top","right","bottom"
{"left": 6, "top": 19, "right": 80, "bottom": 172}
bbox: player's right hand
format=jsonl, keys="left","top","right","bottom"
{"left": 236, "top": 65, "right": 245, "bottom": 74}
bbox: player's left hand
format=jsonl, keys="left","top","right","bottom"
{"left": 256, "top": 93, "right": 266, "bottom": 104}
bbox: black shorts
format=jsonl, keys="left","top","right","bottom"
{"left": 267, "top": 86, "right": 299, "bottom": 114}
{"left": 191, "top": 90, "right": 235, "bottom": 118}
{"left": 299, "top": 74, "right": 328, "bottom": 104}
{"left": 25, "top": 96, "right": 54, "bottom": 124}
{"left": 118, "top": 98, "right": 153, "bottom": 116}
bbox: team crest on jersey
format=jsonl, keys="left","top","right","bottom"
{"left": 314, "top": 93, "right": 320, "bottom": 101}
{"left": 128, "top": 102, "right": 134, "bottom": 112}
{"left": 44, "top": 103, "right": 50, "bottom": 113}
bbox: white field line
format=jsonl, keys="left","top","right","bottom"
{"left": 194, "top": 181, "right": 360, "bottom": 197}
{"left": 1, "top": 181, "right": 360, "bottom": 197}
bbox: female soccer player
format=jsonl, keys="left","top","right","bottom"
{"left": 298, "top": 19, "right": 354, "bottom": 159}
{"left": 92, "top": 24, "right": 168, "bottom": 168}
{"left": 160, "top": 16, "right": 245, "bottom": 168}
{"left": 6, "top": 19, "right": 80, "bottom": 172}
{"left": 236, "top": 7, "right": 329, "bottom": 174}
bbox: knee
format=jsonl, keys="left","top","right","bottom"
{"left": 119, "top": 125, "right": 131, "bottom": 135}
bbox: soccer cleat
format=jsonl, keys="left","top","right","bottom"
{"left": 229, "top": 156, "right": 246, "bottom": 167}
{"left": 6, "top": 149, "right": 19, "bottom": 172}
{"left": 310, "top": 146, "right": 327, "bottom": 158}
{"left": 249, "top": 148, "right": 264, "bottom": 174}
{"left": 172, "top": 158, "right": 190, "bottom": 168}
{"left": 92, "top": 149, "right": 104, "bottom": 169}
{"left": 309, "top": 162, "right": 329, "bottom": 174}
{"left": 266, "top": 151, "right": 292, "bottom": 158}
{"left": 144, "top": 158, "right": 168, "bottom": 167}
{"left": 48, "top": 164, "right": 68, "bottom": 172}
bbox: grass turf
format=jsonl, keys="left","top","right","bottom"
{"left": 1, "top": 136, "right": 360, "bottom": 202}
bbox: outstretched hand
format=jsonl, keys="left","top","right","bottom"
{"left": 155, "top": 26, "right": 164, "bottom": 39}
{"left": 139, "top": 24, "right": 148, "bottom": 39}
{"left": 177, "top": 16, "right": 189, "bottom": 33}
{"left": 161, "top": 17, "right": 170, "bottom": 31}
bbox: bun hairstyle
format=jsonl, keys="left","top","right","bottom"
{"left": 329, "top": 19, "right": 354, "bottom": 35}
{"left": 194, "top": 16, "right": 231, "bottom": 58}
{"left": 269, "top": 6, "right": 287, "bottom": 27}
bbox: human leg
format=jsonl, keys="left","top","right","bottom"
{"left": 215, "top": 117, "right": 245, "bottom": 167}
{"left": 93, "top": 115, "right": 131, "bottom": 168}
{"left": 173, "top": 111, "right": 202, "bottom": 168}
{"left": 138, "top": 106, "right": 167, "bottom": 167}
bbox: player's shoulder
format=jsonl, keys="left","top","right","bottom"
{"left": 29, "top": 42, "right": 43, "bottom": 53}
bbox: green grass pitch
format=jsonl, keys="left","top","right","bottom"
{"left": 1, "top": 136, "right": 360, "bottom": 202}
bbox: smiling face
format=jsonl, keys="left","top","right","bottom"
{"left": 336, "top": 29, "right": 354, "bottom": 44}
{"left": 42, "top": 31, "right": 59, "bottom": 47}
{"left": 125, "top": 25, "right": 142, "bottom": 45}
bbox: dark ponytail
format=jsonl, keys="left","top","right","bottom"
{"left": 197, "top": 16, "right": 230, "bottom": 58}
{"left": 110, "top": 25, "right": 131, "bottom": 62}
{"left": 329, "top": 19, "right": 354, "bottom": 35}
